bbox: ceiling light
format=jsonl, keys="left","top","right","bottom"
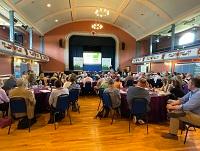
{"left": 95, "top": 8, "right": 109, "bottom": 17}
{"left": 47, "top": 3, "right": 51, "bottom": 7}
{"left": 91, "top": 23, "right": 103, "bottom": 30}
{"left": 55, "top": 19, "right": 58, "bottom": 22}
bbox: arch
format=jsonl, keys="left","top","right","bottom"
{"left": 64, "top": 32, "right": 120, "bottom": 71}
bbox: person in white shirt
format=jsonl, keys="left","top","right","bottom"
{"left": 82, "top": 73, "right": 93, "bottom": 87}
{"left": 0, "top": 79, "right": 9, "bottom": 116}
{"left": 48, "top": 80, "right": 69, "bottom": 123}
{"left": 63, "top": 76, "right": 71, "bottom": 89}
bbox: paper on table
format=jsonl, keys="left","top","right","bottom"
{"left": 39, "top": 90, "right": 51, "bottom": 93}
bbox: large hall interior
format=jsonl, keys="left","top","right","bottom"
{"left": 1, "top": 0, "right": 200, "bottom": 150}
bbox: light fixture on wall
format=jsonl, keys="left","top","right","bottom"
{"left": 95, "top": 8, "right": 109, "bottom": 17}
{"left": 91, "top": 23, "right": 103, "bottom": 30}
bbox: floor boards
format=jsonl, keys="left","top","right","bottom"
{"left": 0, "top": 96, "right": 200, "bottom": 151}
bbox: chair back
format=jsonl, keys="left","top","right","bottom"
{"left": 85, "top": 82, "right": 92, "bottom": 91}
{"left": 56, "top": 94, "right": 69, "bottom": 112}
{"left": 182, "top": 84, "right": 189, "bottom": 94}
{"left": 155, "top": 79, "right": 163, "bottom": 88}
{"left": 102, "top": 92, "right": 112, "bottom": 108}
{"left": 126, "top": 80, "right": 134, "bottom": 87}
{"left": 98, "top": 88, "right": 104, "bottom": 99}
{"left": 69, "top": 89, "right": 79, "bottom": 102}
{"left": 131, "top": 98, "right": 148, "bottom": 115}
{"left": 50, "top": 79, "right": 56, "bottom": 86}
{"left": 10, "top": 97, "right": 27, "bottom": 114}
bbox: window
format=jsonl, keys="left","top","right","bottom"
{"left": 179, "top": 32, "right": 195, "bottom": 45}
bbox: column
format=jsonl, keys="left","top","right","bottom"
{"left": 149, "top": 35, "right": 153, "bottom": 55}
{"left": 9, "top": 10, "right": 14, "bottom": 42}
{"left": 39, "top": 36, "right": 44, "bottom": 53}
{"left": 171, "top": 24, "right": 175, "bottom": 50}
{"left": 29, "top": 27, "right": 33, "bottom": 49}
{"left": 149, "top": 35, "right": 153, "bottom": 72}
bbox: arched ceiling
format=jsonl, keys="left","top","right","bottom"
{"left": 2, "top": 0, "right": 200, "bottom": 40}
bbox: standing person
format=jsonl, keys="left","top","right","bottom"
{"left": 162, "top": 77, "right": 200, "bottom": 140}
{"left": 127, "top": 78, "right": 150, "bottom": 124}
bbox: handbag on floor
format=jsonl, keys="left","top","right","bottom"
{"left": 0, "top": 117, "right": 12, "bottom": 128}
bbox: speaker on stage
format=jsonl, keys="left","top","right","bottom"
{"left": 59, "top": 39, "right": 65, "bottom": 48}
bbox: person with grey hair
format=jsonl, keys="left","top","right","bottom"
{"left": 9, "top": 78, "right": 36, "bottom": 120}
{"left": 3, "top": 75, "right": 17, "bottom": 92}
{"left": 0, "top": 79, "right": 9, "bottom": 116}
{"left": 104, "top": 78, "right": 121, "bottom": 109}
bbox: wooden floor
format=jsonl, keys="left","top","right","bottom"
{"left": 0, "top": 96, "right": 200, "bottom": 151}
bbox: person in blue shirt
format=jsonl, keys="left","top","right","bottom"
{"left": 162, "top": 77, "right": 200, "bottom": 140}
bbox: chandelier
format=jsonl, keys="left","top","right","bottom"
{"left": 95, "top": 8, "right": 109, "bottom": 17}
{"left": 91, "top": 23, "right": 103, "bottom": 30}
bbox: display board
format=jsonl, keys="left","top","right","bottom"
{"left": 31, "top": 63, "right": 40, "bottom": 76}
{"left": 73, "top": 57, "right": 83, "bottom": 70}
{"left": 83, "top": 52, "right": 101, "bottom": 64}
{"left": 175, "top": 63, "right": 194, "bottom": 75}
{"left": 102, "top": 58, "right": 111, "bottom": 70}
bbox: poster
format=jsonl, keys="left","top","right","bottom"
{"left": 73, "top": 57, "right": 83, "bottom": 70}
{"left": 31, "top": 63, "right": 40, "bottom": 76}
{"left": 102, "top": 58, "right": 111, "bottom": 71}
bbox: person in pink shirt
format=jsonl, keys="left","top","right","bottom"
{"left": 0, "top": 79, "right": 9, "bottom": 116}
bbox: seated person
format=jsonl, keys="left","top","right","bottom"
{"left": 169, "top": 79, "right": 185, "bottom": 99}
{"left": 48, "top": 80, "right": 69, "bottom": 123}
{"left": 27, "top": 71, "right": 37, "bottom": 86}
{"left": 124, "top": 74, "right": 134, "bottom": 87}
{"left": 82, "top": 73, "right": 93, "bottom": 87}
{"left": 99, "top": 79, "right": 109, "bottom": 89}
{"left": 63, "top": 76, "right": 71, "bottom": 89}
{"left": 104, "top": 78, "right": 121, "bottom": 116}
{"left": 127, "top": 78, "right": 150, "bottom": 124}
{"left": 160, "top": 78, "right": 169, "bottom": 92}
{"left": 3, "top": 75, "right": 17, "bottom": 93}
{"left": 0, "top": 79, "right": 9, "bottom": 116}
{"left": 162, "top": 77, "right": 200, "bottom": 140}
{"left": 37, "top": 72, "right": 48, "bottom": 86}
{"left": 9, "top": 79, "right": 36, "bottom": 120}
{"left": 68, "top": 75, "right": 80, "bottom": 91}
{"left": 50, "top": 73, "right": 58, "bottom": 86}
{"left": 113, "top": 76, "right": 123, "bottom": 90}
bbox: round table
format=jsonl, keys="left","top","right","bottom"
{"left": 120, "top": 91, "right": 169, "bottom": 122}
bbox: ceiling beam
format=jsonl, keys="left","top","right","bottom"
{"left": 136, "top": 0, "right": 172, "bottom": 22}
{"left": 3, "top": 0, "right": 43, "bottom": 35}
{"left": 14, "top": 0, "right": 24, "bottom": 6}
{"left": 70, "top": 0, "right": 77, "bottom": 21}
{"left": 112, "top": 0, "right": 131, "bottom": 23}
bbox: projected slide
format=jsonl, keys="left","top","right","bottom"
{"left": 83, "top": 52, "right": 102, "bottom": 64}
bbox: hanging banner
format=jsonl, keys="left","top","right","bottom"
{"left": 164, "top": 51, "right": 178, "bottom": 60}
{"left": 102, "top": 58, "right": 111, "bottom": 70}
{"left": 178, "top": 48, "right": 199, "bottom": 59}
{"left": 73, "top": 57, "right": 83, "bottom": 70}
{"left": 0, "top": 39, "right": 13, "bottom": 54}
{"left": 151, "top": 54, "right": 164, "bottom": 62}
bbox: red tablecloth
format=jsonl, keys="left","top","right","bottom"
{"left": 32, "top": 87, "right": 51, "bottom": 113}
